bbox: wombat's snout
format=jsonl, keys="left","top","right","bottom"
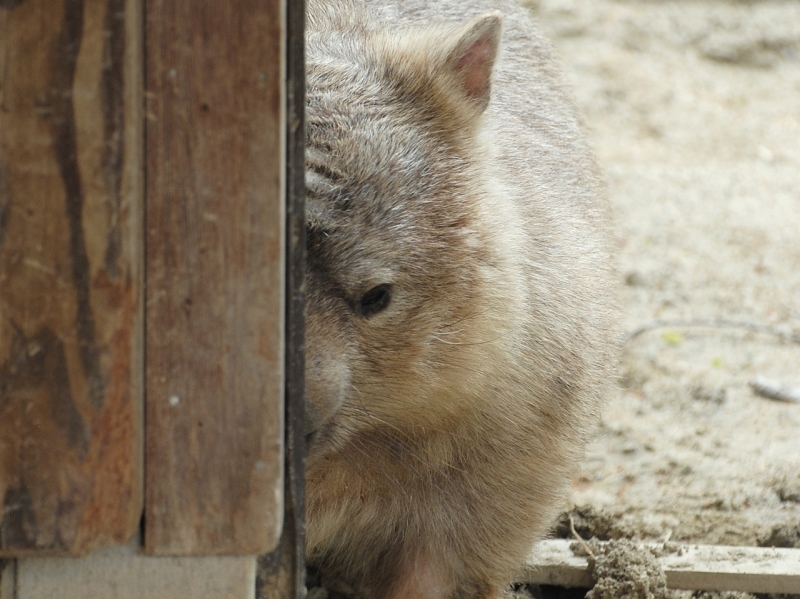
{"left": 304, "top": 303, "right": 352, "bottom": 447}
{"left": 305, "top": 353, "right": 349, "bottom": 438}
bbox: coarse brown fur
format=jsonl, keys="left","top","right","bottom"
{"left": 304, "top": 1, "right": 618, "bottom": 598}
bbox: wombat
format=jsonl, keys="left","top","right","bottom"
{"left": 304, "top": 1, "right": 617, "bottom": 598}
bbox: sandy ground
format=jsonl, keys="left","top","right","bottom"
{"left": 525, "top": 0, "right": 800, "bottom": 561}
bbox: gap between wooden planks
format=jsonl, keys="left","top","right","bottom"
{"left": 520, "top": 539, "right": 800, "bottom": 595}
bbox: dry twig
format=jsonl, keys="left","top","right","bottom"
{"left": 569, "top": 514, "right": 596, "bottom": 560}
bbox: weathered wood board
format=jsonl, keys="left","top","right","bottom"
{"left": 522, "top": 539, "right": 800, "bottom": 595}
{"left": 144, "top": 0, "right": 285, "bottom": 555}
{"left": 0, "top": 0, "right": 143, "bottom": 556}
{"left": 257, "top": 0, "right": 305, "bottom": 591}
{"left": 14, "top": 537, "right": 256, "bottom": 599}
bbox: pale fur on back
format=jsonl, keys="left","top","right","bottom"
{"left": 304, "top": 1, "right": 617, "bottom": 598}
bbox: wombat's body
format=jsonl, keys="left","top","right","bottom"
{"left": 304, "top": 1, "right": 617, "bottom": 598}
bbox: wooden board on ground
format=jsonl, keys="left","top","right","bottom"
{"left": 0, "top": 0, "right": 143, "bottom": 556}
{"left": 13, "top": 537, "right": 255, "bottom": 599}
{"left": 144, "top": 0, "right": 285, "bottom": 555}
{"left": 522, "top": 539, "right": 800, "bottom": 595}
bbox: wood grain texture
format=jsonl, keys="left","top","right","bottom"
{"left": 144, "top": 0, "right": 285, "bottom": 555}
{"left": 257, "top": 0, "right": 304, "bottom": 590}
{"left": 0, "top": 0, "right": 143, "bottom": 556}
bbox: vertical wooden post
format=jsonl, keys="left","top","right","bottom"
{"left": 144, "top": 0, "right": 285, "bottom": 555}
{"left": 0, "top": 0, "right": 143, "bottom": 556}
{"left": 258, "top": 0, "right": 305, "bottom": 594}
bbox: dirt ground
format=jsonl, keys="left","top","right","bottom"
{"left": 524, "top": 0, "right": 800, "bottom": 579}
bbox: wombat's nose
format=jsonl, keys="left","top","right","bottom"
{"left": 305, "top": 356, "right": 349, "bottom": 433}
{"left": 304, "top": 282, "right": 356, "bottom": 451}
{"left": 304, "top": 396, "right": 324, "bottom": 438}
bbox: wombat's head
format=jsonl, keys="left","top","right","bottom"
{"left": 305, "top": 12, "right": 509, "bottom": 460}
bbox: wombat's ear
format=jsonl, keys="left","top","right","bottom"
{"left": 444, "top": 12, "right": 503, "bottom": 112}
{"left": 378, "top": 12, "right": 502, "bottom": 127}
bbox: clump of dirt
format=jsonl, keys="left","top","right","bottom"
{"left": 576, "top": 539, "right": 669, "bottom": 599}
{"left": 553, "top": 505, "right": 638, "bottom": 541}
{"left": 777, "top": 487, "right": 800, "bottom": 504}
{"left": 757, "top": 525, "right": 800, "bottom": 549}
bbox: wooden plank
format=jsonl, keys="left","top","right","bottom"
{"left": 521, "top": 539, "right": 595, "bottom": 588}
{"left": 521, "top": 539, "right": 800, "bottom": 595}
{"left": 0, "top": 0, "right": 143, "bottom": 556}
{"left": 664, "top": 543, "right": 800, "bottom": 594}
{"left": 16, "top": 537, "right": 255, "bottom": 599}
{"left": 256, "top": 0, "right": 305, "bottom": 593}
{"left": 144, "top": 0, "right": 285, "bottom": 555}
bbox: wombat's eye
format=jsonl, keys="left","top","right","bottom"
{"left": 358, "top": 284, "right": 392, "bottom": 317}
